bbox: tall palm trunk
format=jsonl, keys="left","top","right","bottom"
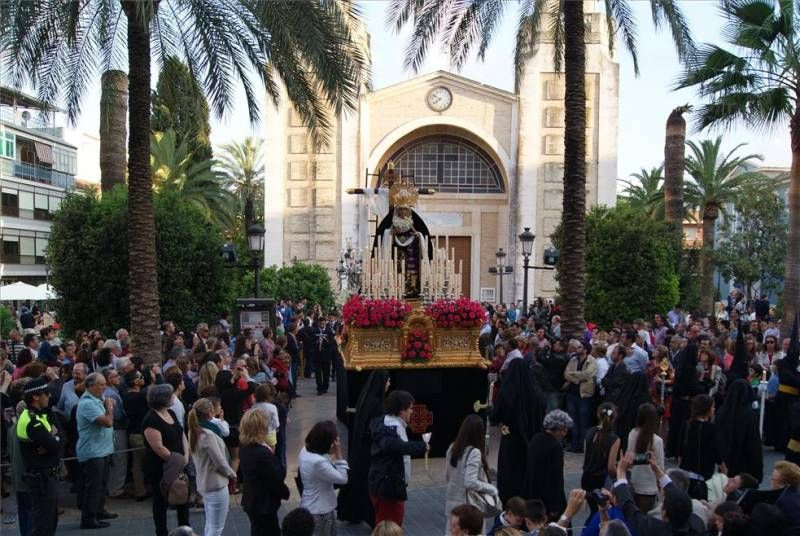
{"left": 124, "top": 2, "right": 161, "bottom": 363}
{"left": 559, "top": 0, "right": 587, "bottom": 339}
{"left": 784, "top": 107, "right": 800, "bottom": 334}
{"left": 700, "top": 205, "right": 717, "bottom": 315}
{"left": 664, "top": 105, "right": 689, "bottom": 225}
{"left": 99, "top": 70, "right": 128, "bottom": 193}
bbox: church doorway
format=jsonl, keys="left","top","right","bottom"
{"left": 433, "top": 235, "right": 471, "bottom": 298}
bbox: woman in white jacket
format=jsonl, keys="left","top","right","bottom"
{"left": 445, "top": 414, "right": 499, "bottom": 535}
{"left": 299, "top": 420, "right": 349, "bottom": 536}
{"left": 187, "top": 398, "right": 237, "bottom": 536}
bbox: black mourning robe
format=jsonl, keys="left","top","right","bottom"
{"left": 522, "top": 431, "right": 566, "bottom": 521}
{"left": 776, "top": 318, "right": 800, "bottom": 452}
{"left": 667, "top": 344, "right": 704, "bottom": 458}
{"left": 614, "top": 371, "right": 650, "bottom": 451}
{"left": 716, "top": 379, "right": 763, "bottom": 483}
{"left": 491, "top": 359, "right": 545, "bottom": 505}
{"left": 337, "top": 369, "right": 390, "bottom": 526}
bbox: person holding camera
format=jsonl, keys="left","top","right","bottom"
{"left": 612, "top": 451, "right": 700, "bottom": 536}
{"left": 578, "top": 489, "right": 633, "bottom": 536}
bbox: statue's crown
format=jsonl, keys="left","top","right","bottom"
{"left": 386, "top": 162, "right": 418, "bottom": 208}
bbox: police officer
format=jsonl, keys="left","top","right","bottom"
{"left": 16, "top": 377, "right": 61, "bottom": 536}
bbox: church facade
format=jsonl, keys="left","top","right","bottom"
{"left": 264, "top": 12, "right": 619, "bottom": 304}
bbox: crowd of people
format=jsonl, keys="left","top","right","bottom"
{"left": 0, "top": 292, "right": 799, "bottom": 536}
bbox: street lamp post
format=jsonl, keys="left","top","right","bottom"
{"left": 246, "top": 223, "right": 265, "bottom": 298}
{"left": 518, "top": 227, "right": 535, "bottom": 315}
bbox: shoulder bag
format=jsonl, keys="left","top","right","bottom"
{"left": 464, "top": 448, "right": 501, "bottom": 518}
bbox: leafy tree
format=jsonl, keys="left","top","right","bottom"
{"left": 152, "top": 56, "right": 212, "bottom": 166}
{"left": 5, "top": 0, "right": 369, "bottom": 362}
{"left": 620, "top": 166, "right": 665, "bottom": 218}
{"left": 237, "top": 263, "right": 335, "bottom": 312}
{"left": 389, "top": 0, "right": 693, "bottom": 338}
{"left": 47, "top": 188, "right": 237, "bottom": 336}
{"left": 683, "top": 137, "right": 765, "bottom": 314}
{"left": 552, "top": 205, "right": 681, "bottom": 327}
{"left": 715, "top": 183, "right": 788, "bottom": 301}
{"left": 675, "top": 0, "right": 799, "bottom": 332}
{"left": 0, "top": 307, "right": 16, "bottom": 339}
{"left": 218, "top": 137, "right": 265, "bottom": 231}
{"left": 151, "top": 130, "right": 234, "bottom": 229}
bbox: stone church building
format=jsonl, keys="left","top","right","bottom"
{"left": 264, "top": 10, "right": 619, "bottom": 304}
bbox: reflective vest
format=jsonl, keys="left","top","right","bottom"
{"left": 16, "top": 408, "right": 52, "bottom": 442}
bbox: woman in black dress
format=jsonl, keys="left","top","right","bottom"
{"left": 716, "top": 379, "right": 763, "bottom": 483}
{"left": 581, "top": 402, "right": 620, "bottom": 515}
{"left": 491, "top": 359, "right": 546, "bottom": 504}
{"left": 215, "top": 368, "right": 256, "bottom": 480}
{"left": 522, "top": 410, "right": 573, "bottom": 521}
{"left": 142, "top": 384, "right": 190, "bottom": 536}
{"left": 337, "top": 369, "right": 390, "bottom": 526}
{"left": 239, "top": 408, "right": 290, "bottom": 535}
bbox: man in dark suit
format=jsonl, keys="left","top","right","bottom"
{"left": 311, "top": 318, "right": 335, "bottom": 395}
{"left": 612, "top": 451, "right": 701, "bottom": 536}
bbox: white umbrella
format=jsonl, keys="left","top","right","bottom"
{"left": 0, "top": 281, "right": 41, "bottom": 301}
{"left": 36, "top": 283, "right": 57, "bottom": 300}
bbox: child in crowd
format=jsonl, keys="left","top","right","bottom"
{"left": 253, "top": 383, "right": 280, "bottom": 449}
{"left": 270, "top": 350, "right": 291, "bottom": 393}
{"left": 489, "top": 496, "right": 526, "bottom": 535}
{"left": 524, "top": 499, "right": 548, "bottom": 536}
{"left": 207, "top": 396, "right": 230, "bottom": 437}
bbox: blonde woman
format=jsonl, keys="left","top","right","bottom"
{"left": 187, "top": 398, "right": 237, "bottom": 536}
{"left": 239, "top": 409, "right": 290, "bottom": 535}
{"left": 371, "top": 520, "right": 403, "bottom": 536}
{"left": 198, "top": 361, "right": 219, "bottom": 393}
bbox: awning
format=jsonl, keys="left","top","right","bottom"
{"left": 34, "top": 141, "right": 53, "bottom": 164}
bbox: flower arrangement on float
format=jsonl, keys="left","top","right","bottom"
{"left": 425, "top": 297, "right": 485, "bottom": 329}
{"left": 342, "top": 294, "right": 412, "bottom": 328}
{"left": 402, "top": 329, "right": 433, "bottom": 362}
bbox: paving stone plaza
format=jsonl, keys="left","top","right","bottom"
{"left": 0, "top": 376, "right": 784, "bottom": 536}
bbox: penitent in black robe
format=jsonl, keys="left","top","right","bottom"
{"left": 667, "top": 344, "right": 704, "bottom": 459}
{"left": 716, "top": 379, "right": 763, "bottom": 483}
{"left": 522, "top": 431, "right": 566, "bottom": 521}
{"left": 491, "top": 359, "right": 545, "bottom": 505}
{"left": 337, "top": 369, "right": 390, "bottom": 526}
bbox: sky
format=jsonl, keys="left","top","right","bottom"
{"left": 69, "top": 0, "right": 791, "bottom": 181}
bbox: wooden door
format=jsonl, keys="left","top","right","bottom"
{"left": 433, "top": 236, "right": 471, "bottom": 298}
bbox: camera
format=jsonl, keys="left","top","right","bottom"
{"left": 633, "top": 452, "right": 651, "bottom": 465}
{"left": 591, "top": 489, "right": 609, "bottom": 506}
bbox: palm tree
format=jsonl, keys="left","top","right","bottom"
{"left": 389, "top": 0, "right": 694, "bottom": 338}
{"left": 684, "top": 137, "right": 765, "bottom": 314}
{"left": 675, "top": 0, "right": 799, "bottom": 332}
{"left": 151, "top": 130, "right": 234, "bottom": 228}
{"left": 3, "top": 0, "right": 368, "bottom": 362}
{"left": 218, "top": 138, "right": 265, "bottom": 230}
{"left": 99, "top": 70, "right": 128, "bottom": 193}
{"left": 664, "top": 105, "right": 691, "bottom": 225}
{"left": 621, "top": 166, "right": 665, "bottom": 217}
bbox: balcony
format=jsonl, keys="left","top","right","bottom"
{"left": 0, "top": 158, "right": 74, "bottom": 189}
{"left": 0, "top": 107, "right": 64, "bottom": 138}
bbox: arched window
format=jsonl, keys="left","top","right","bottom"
{"left": 380, "top": 135, "right": 504, "bottom": 193}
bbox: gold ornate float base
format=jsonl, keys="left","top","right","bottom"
{"left": 343, "top": 309, "right": 487, "bottom": 370}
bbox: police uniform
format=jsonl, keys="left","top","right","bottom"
{"left": 16, "top": 377, "right": 61, "bottom": 536}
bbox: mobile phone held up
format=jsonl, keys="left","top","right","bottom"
{"left": 633, "top": 452, "right": 651, "bottom": 465}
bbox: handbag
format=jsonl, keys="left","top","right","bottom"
{"left": 464, "top": 448, "right": 501, "bottom": 518}
{"left": 165, "top": 471, "right": 189, "bottom": 506}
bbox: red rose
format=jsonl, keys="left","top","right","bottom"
{"left": 401, "top": 351, "right": 407, "bottom": 359}
{"left": 414, "top": 341, "right": 422, "bottom": 349}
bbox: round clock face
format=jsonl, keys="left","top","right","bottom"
{"left": 427, "top": 86, "right": 452, "bottom": 112}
